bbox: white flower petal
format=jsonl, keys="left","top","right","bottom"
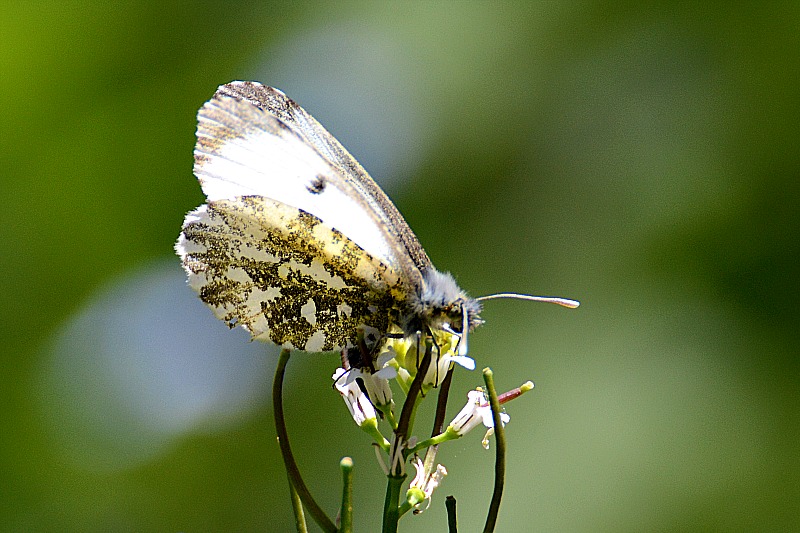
{"left": 450, "top": 355, "right": 475, "bottom": 370}
{"left": 374, "top": 366, "right": 397, "bottom": 380}
{"left": 375, "top": 351, "right": 395, "bottom": 368}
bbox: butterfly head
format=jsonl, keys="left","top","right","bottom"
{"left": 406, "top": 270, "right": 582, "bottom": 357}
{"left": 403, "top": 269, "right": 483, "bottom": 354}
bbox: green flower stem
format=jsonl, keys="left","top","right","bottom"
{"left": 398, "top": 487, "right": 425, "bottom": 518}
{"left": 481, "top": 368, "right": 506, "bottom": 533}
{"left": 377, "top": 402, "right": 399, "bottom": 432}
{"left": 382, "top": 474, "right": 406, "bottom": 533}
{"left": 402, "top": 393, "right": 423, "bottom": 442}
{"left": 359, "top": 418, "right": 390, "bottom": 452}
{"left": 408, "top": 426, "right": 460, "bottom": 454}
{"left": 393, "top": 366, "right": 412, "bottom": 396}
{"left": 339, "top": 457, "right": 354, "bottom": 533}
{"left": 287, "top": 472, "right": 308, "bottom": 533}
{"left": 273, "top": 349, "right": 337, "bottom": 533}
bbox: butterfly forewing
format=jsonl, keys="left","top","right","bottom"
{"left": 209, "top": 81, "right": 432, "bottom": 279}
{"left": 178, "top": 196, "right": 404, "bottom": 352}
{"left": 194, "top": 93, "right": 412, "bottom": 283}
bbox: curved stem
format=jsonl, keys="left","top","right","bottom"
{"left": 273, "top": 349, "right": 337, "bottom": 533}
{"left": 482, "top": 368, "right": 506, "bottom": 533}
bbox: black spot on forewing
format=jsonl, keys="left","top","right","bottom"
{"left": 307, "top": 175, "right": 327, "bottom": 194}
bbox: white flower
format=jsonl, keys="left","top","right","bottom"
{"left": 421, "top": 350, "right": 475, "bottom": 387}
{"left": 341, "top": 362, "right": 395, "bottom": 408}
{"left": 408, "top": 456, "right": 447, "bottom": 511}
{"left": 450, "top": 389, "right": 510, "bottom": 448}
{"left": 332, "top": 368, "right": 377, "bottom": 427}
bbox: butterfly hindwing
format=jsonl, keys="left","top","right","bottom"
{"left": 177, "top": 195, "right": 404, "bottom": 352}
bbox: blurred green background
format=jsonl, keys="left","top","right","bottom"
{"left": 2, "top": 2, "right": 798, "bottom": 531}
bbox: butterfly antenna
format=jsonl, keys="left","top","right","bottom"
{"left": 476, "top": 293, "right": 581, "bottom": 309}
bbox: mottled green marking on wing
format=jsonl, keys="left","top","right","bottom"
{"left": 179, "top": 196, "right": 406, "bottom": 352}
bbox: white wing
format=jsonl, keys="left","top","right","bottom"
{"left": 215, "top": 82, "right": 432, "bottom": 274}
{"left": 194, "top": 82, "right": 430, "bottom": 288}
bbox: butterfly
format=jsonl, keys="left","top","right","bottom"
{"left": 176, "top": 81, "right": 578, "bottom": 367}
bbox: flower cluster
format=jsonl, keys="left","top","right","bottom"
{"left": 332, "top": 329, "right": 534, "bottom": 511}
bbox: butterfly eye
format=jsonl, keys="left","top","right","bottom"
{"left": 442, "top": 306, "right": 465, "bottom": 332}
